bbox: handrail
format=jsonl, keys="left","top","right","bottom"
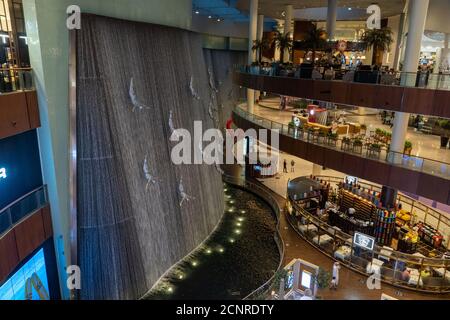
{"left": 233, "top": 106, "right": 450, "bottom": 180}
{"left": 238, "top": 65, "right": 450, "bottom": 91}
{"left": 0, "top": 185, "right": 48, "bottom": 237}
{"left": 222, "top": 174, "right": 286, "bottom": 300}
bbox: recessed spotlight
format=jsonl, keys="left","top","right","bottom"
{"left": 208, "top": 15, "right": 212, "bottom": 19}
{"left": 217, "top": 18, "right": 221, "bottom": 22}
{"left": 195, "top": 10, "right": 199, "bottom": 14}
{"left": 348, "top": 7, "right": 352, "bottom": 11}
{"left": 192, "top": 261, "right": 198, "bottom": 267}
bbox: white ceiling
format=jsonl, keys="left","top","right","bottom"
{"left": 236, "top": 0, "right": 406, "bottom": 21}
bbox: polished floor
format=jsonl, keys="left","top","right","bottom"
{"left": 247, "top": 97, "right": 450, "bottom": 165}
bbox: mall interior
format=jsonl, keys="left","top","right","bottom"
{"left": 1, "top": 0, "right": 450, "bottom": 301}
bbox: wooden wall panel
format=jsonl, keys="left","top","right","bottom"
{"left": 362, "top": 160, "right": 391, "bottom": 185}
{"left": 331, "top": 81, "right": 349, "bottom": 104}
{"left": 25, "top": 91, "right": 41, "bottom": 129}
{"left": 0, "top": 92, "right": 31, "bottom": 139}
{"left": 323, "top": 149, "right": 344, "bottom": 172}
{"left": 432, "top": 90, "right": 450, "bottom": 119}
{"left": 313, "top": 80, "right": 332, "bottom": 102}
{"left": 234, "top": 73, "right": 450, "bottom": 118}
{"left": 374, "top": 85, "right": 403, "bottom": 111}
{"left": 41, "top": 206, "right": 53, "bottom": 240}
{"left": 417, "top": 174, "right": 450, "bottom": 203}
{"left": 0, "top": 232, "right": 19, "bottom": 282}
{"left": 401, "top": 88, "right": 435, "bottom": 115}
{"left": 349, "top": 83, "right": 376, "bottom": 108}
{"left": 14, "top": 210, "right": 46, "bottom": 261}
{"left": 341, "top": 153, "right": 365, "bottom": 178}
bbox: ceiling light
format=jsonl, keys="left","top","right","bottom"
{"left": 208, "top": 15, "right": 212, "bottom": 19}
{"left": 195, "top": 10, "right": 199, "bottom": 14}
{"left": 217, "top": 18, "right": 221, "bottom": 22}
{"left": 348, "top": 7, "right": 352, "bottom": 11}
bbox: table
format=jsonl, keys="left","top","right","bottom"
{"left": 367, "top": 258, "right": 384, "bottom": 274}
{"left": 299, "top": 224, "right": 318, "bottom": 234}
{"left": 313, "top": 234, "right": 333, "bottom": 246}
{"left": 334, "top": 246, "right": 352, "bottom": 260}
{"left": 378, "top": 246, "right": 394, "bottom": 262}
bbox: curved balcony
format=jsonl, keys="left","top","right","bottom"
{"left": 0, "top": 186, "right": 52, "bottom": 283}
{"left": 234, "top": 69, "right": 450, "bottom": 119}
{"left": 232, "top": 106, "right": 450, "bottom": 205}
{"left": 286, "top": 176, "right": 450, "bottom": 294}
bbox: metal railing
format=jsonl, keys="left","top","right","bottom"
{"left": 239, "top": 65, "right": 450, "bottom": 91}
{"left": 0, "top": 67, "right": 34, "bottom": 93}
{"left": 233, "top": 106, "right": 450, "bottom": 180}
{"left": 0, "top": 185, "right": 48, "bottom": 237}
{"left": 286, "top": 178, "right": 450, "bottom": 293}
{"left": 222, "top": 174, "right": 285, "bottom": 300}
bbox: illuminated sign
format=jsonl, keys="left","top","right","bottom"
{"left": 353, "top": 232, "right": 375, "bottom": 251}
{"left": 0, "top": 168, "right": 6, "bottom": 179}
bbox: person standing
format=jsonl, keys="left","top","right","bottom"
{"left": 332, "top": 262, "right": 341, "bottom": 289}
{"left": 283, "top": 159, "right": 288, "bottom": 173}
{"left": 291, "top": 160, "right": 295, "bottom": 173}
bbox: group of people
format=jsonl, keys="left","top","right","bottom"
{"left": 283, "top": 159, "right": 296, "bottom": 173}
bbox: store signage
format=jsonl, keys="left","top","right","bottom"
{"left": 353, "top": 232, "right": 375, "bottom": 251}
{"left": 0, "top": 167, "right": 6, "bottom": 179}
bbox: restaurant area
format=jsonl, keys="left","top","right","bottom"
{"left": 286, "top": 174, "right": 450, "bottom": 293}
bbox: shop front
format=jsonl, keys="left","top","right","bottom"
{"left": 286, "top": 175, "right": 450, "bottom": 293}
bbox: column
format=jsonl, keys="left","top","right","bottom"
{"left": 255, "top": 14, "right": 264, "bottom": 102}
{"left": 312, "top": 164, "right": 322, "bottom": 176}
{"left": 326, "top": 0, "right": 337, "bottom": 41}
{"left": 393, "top": 13, "right": 406, "bottom": 71}
{"left": 390, "top": 0, "right": 430, "bottom": 161}
{"left": 247, "top": 0, "right": 258, "bottom": 113}
{"left": 283, "top": 5, "right": 293, "bottom": 63}
{"left": 445, "top": 33, "right": 449, "bottom": 49}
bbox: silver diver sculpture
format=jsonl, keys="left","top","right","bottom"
{"left": 129, "top": 78, "right": 150, "bottom": 112}
{"left": 190, "top": 76, "right": 201, "bottom": 100}
{"left": 143, "top": 156, "right": 158, "bottom": 191}
{"left": 179, "top": 178, "right": 194, "bottom": 207}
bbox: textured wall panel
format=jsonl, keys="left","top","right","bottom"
{"left": 76, "top": 14, "right": 226, "bottom": 299}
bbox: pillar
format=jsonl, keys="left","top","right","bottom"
{"left": 247, "top": 0, "right": 258, "bottom": 113}
{"left": 326, "top": 0, "right": 337, "bottom": 41}
{"left": 255, "top": 14, "right": 264, "bottom": 102}
{"left": 283, "top": 5, "right": 293, "bottom": 63}
{"left": 390, "top": 0, "right": 429, "bottom": 162}
{"left": 445, "top": 33, "right": 449, "bottom": 49}
{"left": 312, "top": 164, "right": 322, "bottom": 176}
{"left": 393, "top": 13, "right": 406, "bottom": 71}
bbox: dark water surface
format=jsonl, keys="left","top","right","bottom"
{"left": 145, "top": 184, "right": 280, "bottom": 300}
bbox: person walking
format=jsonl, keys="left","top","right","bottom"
{"left": 290, "top": 160, "right": 295, "bottom": 173}
{"left": 283, "top": 159, "right": 288, "bottom": 173}
{"left": 332, "top": 262, "right": 341, "bottom": 290}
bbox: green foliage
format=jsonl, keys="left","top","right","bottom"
{"left": 438, "top": 119, "right": 450, "bottom": 131}
{"left": 252, "top": 39, "right": 270, "bottom": 64}
{"left": 272, "top": 268, "right": 288, "bottom": 290}
{"left": 312, "top": 267, "right": 331, "bottom": 289}
{"left": 302, "top": 24, "right": 328, "bottom": 65}
{"left": 404, "top": 140, "right": 413, "bottom": 150}
{"left": 273, "top": 31, "right": 293, "bottom": 63}
{"left": 361, "top": 28, "right": 394, "bottom": 52}
{"left": 293, "top": 99, "right": 308, "bottom": 109}
{"left": 353, "top": 138, "right": 363, "bottom": 146}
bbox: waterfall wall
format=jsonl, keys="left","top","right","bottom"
{"left": 76, "top": 14, "right": 242, "bottom": 299}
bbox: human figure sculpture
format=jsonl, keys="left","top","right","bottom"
{"left": 129, "top": 78, "right": 150, "bottom": 112}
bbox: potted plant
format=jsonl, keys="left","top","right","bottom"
{"left": 370, "top": 143, "right": 382, "bottom": 152}
{"left": 312, "top": 268, "right": 331, "bottom": 290}
{"left": 252, "top": 39, "right": 270, "bottom": 65}
{"left": 273, "top": 31, "right": 293, "bottom": 64}
{"left": 302, "top": 24, "right": 328, "bottom": 65}
{"left": 404, "top": 140, "right": 413, "bottom": 155}
{"left": 438, "top": 119, "right": 450, "bottom": 148}
{"left": 360, "top": 27, "right": 394, "bottom": 66}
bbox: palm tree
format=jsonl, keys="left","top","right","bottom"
{"left": 302, "top": 24, "right": 328, "bottom": 65}
{"left": 361, "top": 27, "right": 394, "bottom": 65}
{"left": 273, "top": 31, "right": 293, "bottom": 63}
{"left": 252, "top": 39, "right": 270, "bottom": 65}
